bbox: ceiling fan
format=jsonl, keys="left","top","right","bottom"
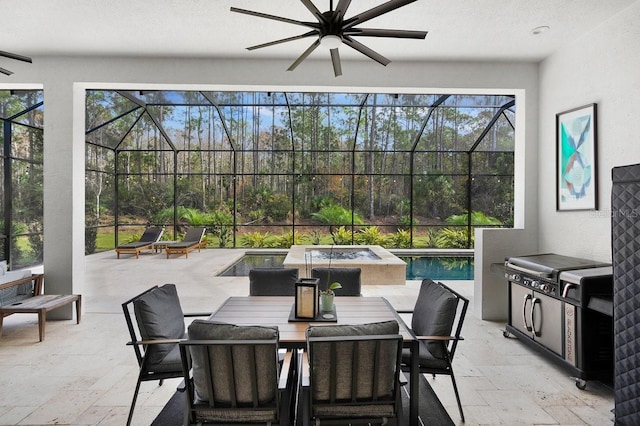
{"left": 230, "top": 0, "right": 427, "bottom": 77}
{"left": 0, "top": 50, "right": 33, "bottom": 76}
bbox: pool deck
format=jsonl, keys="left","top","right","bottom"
{"left": 0, "top": 248, "right": 614, "bottom": 425}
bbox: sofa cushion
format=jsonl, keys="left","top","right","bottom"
{"left": 0, "top": 270, "right": 34, "bottom": 306}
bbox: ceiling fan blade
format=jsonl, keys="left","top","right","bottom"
{"left": 342, "top": 36, "right": 391, "bottom": 66}
{"left": 300, "top": 0, "right": 327, "bottom": 24}
{"left": 230, "top": 7, "right": 318, "bottom": 29}
{"left": 0, "top": 66, "right": 14, "bottom": 76}
{"left": 333, "top": 0, "right": 352, "bottom": 22}
{"left": 345, "top": 28, "right": 427, "bottom": 39}
{"left": 287, "top": 39, "right": 321, "bottom": 71}
{"left": 247, "top": 31, "right": 319, "bottom": 51}
{"left": 344, "top": 0, "right": 418, "bottom": 29}
{"left": 0, "top": 50, "right": 33, "bottom": 63}
{"left": 330, "top": 48, "right": 342, "bottom": 77}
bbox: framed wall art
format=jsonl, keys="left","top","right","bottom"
{"left": 556, "top": 103, "right": 598, "bottom": 211}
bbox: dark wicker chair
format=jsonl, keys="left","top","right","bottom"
{"left": 397, "top": 278, "right": 469, "bottom": 422}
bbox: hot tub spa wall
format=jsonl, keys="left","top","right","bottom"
{"left": 284, "top": 245, "right": 407, "bottom": 286}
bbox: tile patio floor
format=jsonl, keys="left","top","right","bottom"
{"left": 0, "top": 249, "right": 614, "bottom": 425}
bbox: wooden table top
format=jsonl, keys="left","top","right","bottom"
{"left": 208, "top": 296, "right": 415, "bottom": 346}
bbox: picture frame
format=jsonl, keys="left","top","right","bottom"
{"left": 556, "top": 103, "right": 598, "bottom": 211}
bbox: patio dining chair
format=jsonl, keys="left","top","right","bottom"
{"left": 121, "top": 284, "right": 209, "bottom": 426}
{"left": 300, "top": 320, "right": 404, "bottom": 425}
{"left": 311, "top": 267, "right": 362, "bottom": 296}
{"left": 179, "top": 320, "right": 295, "bottom": 425}
{"left": 116, "top": 226, "right": 164, "bottom": 259}
{"left": 165, "top": 226, "right": 207, "bottom": 258}
{"left": 397, "top": 278, "right": 469, "bottom": 422}
{"left": 249, "top": 268, "right": 299, "bottom": 296}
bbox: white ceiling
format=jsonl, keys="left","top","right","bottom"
{"left": 1, "top": 0, "right": 636, "bottom": 67}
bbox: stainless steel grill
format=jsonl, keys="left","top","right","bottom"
{"left": 504, "top": 253, "right": 613, "bottom": 389}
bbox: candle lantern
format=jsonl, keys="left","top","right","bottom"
{"left": 295, "top": 278, "right": 320, "bottom": 319}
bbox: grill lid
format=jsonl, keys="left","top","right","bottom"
{"left": 559, "top": 266, "right": 613, "bottom": 285}
{"left": 505, "top": 253, "right": 610, "bottom": 281}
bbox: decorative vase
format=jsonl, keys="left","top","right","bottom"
{"left": 320, "top": 293, "right": 334, "bottom": 312}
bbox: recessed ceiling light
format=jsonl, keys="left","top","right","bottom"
{"left": 531, "top": 26, "right": 550, "bottom": 35}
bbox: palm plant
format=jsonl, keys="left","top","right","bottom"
{"left": 311, "top": 204, "right": 364, "bottom": 234}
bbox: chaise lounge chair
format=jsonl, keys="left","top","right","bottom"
{"left": 116, "top": 227, "right": 164, "bottom": 259}
{"left": 165, "top": 226, "right": 206, "bottom": 258}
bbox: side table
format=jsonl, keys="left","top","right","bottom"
{"left": 0, "top": 294, "right": 82, "bottom": 342}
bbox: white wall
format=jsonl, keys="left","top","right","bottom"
{"left": 538, "top": 0, "right": 640, "bottom": 262}
{"left": 3, "top": 56, "right": 539, "bottom": 319}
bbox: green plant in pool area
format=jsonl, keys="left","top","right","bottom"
{"left": 273, "top": 231, "right": 306, "bottom": 248}
{"left": 433, "top": 228, "right": 472, "bottom": 249}
{"left": 354, "top": 226, "right": 387, "bottom": 246}
{"left": 398, "top": 215, "right": 419, "bottom": 230}
{"left": 209, "top": 209, "right": 234, "bottom": 248}
{"left": 310, "top": 230, "right": 321, "bottom": 245}
{"left": 240, "top": 231, "right": 273, "bottom": 248}
{"left": 311, "top": 204, "right": 364, "bottom": 234}
{"left": 445, "top": 211, "right": 502, "bottom": 226}
{"left": 330, "top": 226, "right": 353, "bottom": 245}
{"left": 389, "top": 229, "right": 411, "bottom": 248}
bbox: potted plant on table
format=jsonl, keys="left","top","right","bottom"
{"left": 319, "top": 281, "right": 342, "bottom": 312}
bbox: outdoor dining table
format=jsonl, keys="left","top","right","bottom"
{"left": 208, "top": 296, "right": 420, "bottom": 426}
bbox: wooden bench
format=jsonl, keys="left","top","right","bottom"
{"left": 0, "top": 273, "right": 81, "bottom": 342}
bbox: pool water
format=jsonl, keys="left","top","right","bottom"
{"left": 400, "top": 256, "right": 474, "bottom": 280}
{"left": 220, "top": 254, "right": 474, "bottom": 280}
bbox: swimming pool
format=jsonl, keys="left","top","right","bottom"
{"left": 219, "top": 253, "right": 474, "bottom": 280}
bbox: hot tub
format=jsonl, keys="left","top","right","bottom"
{"left": 283, "top": 245, "right": 407, "bottom": 285}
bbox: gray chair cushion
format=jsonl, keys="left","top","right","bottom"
{"left": 133, "top": 284, "right": 185, "bottom": 366}
{"left": 311, "top": 267, "right": 362, "bottom": 296}
{"left": 411, "top": 279, "right": 457, "bottom": 360}
{"left": 306, "top": 321, "right": 400, "bottom": 402}
{"left": 249, "top": 268, "right": 299, "bottom": 296}
{"left": 306, "top": 320, "right": 399, "bottom": 338}
{"left": 187, "top": 320, "right": 279, "bottom": 405}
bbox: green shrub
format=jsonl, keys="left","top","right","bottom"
{"left": 398, "top": 215, "right": 419, "bottom": 230}
{"left": 264, "top": 193, "right": 290, "bottom": 222}
{"left": 331, "top": 226, "right": 353, "bottom": 245}
{"left": 389, "top": 229, "right": 411, "bottom": 248}
{"left": 311, "top": 205, "right": 364, "bottom": 233}
{"left": 354, "top": 226, "right": 387, "bottom": 246}
{"left": 240, "top": 231, "right": 272, "bottom": 248}
{"left": 445, "top": 211, "right": 502, "bottom": 226}
{"left": 433, "top": 228, "right": 472, "bottom": 249}
{"left": 209, "top": 208, "right": 234, "bottom": 248}
{"left": 273, "top": 231, "right": 306, "bottom": 248}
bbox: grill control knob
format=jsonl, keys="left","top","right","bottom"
{"left": 540, "top": 284, "right": 550, "bottom": 293}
